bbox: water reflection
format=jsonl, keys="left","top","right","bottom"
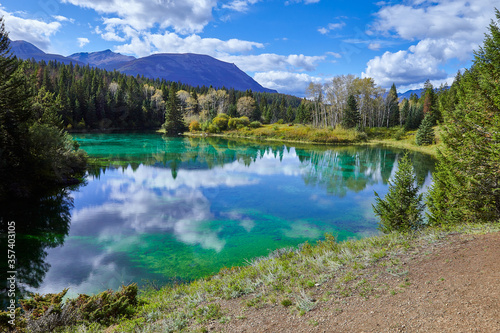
{"left": 0, "top": 190, "right": 74, "bottom": 307}
{"left": 3, "top": 134, "right": 435, "bottom": 300}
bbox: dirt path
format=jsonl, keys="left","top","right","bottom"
{"left": 206, "top": 232, "right": 500, "bottom": 332}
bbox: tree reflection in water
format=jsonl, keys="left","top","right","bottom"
{"left": 0, "top": 188, "right": 75, "bottom": 308}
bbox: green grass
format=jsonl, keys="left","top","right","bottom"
{"left": 184, "top": 124, "right": 443, "bottom": 157}
{"left": 21, "top": 221, "right": 490, "bottom": 332}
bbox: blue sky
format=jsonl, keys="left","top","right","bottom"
{"left": 0, "top": 0, "right": 498, "bottom": 96}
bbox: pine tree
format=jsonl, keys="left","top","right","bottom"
{"left": 387, "top": 83, "right": 400, "bottom": 126}
{"left": 373, "top": 153, "right": 425, "bottom": 233}
{"left": 163, "top": 84, "right": 187, "bottom": 136}
{"left": 415, "top": 114, "right": 435, "bottom": 146}
{"left": 342, "top": 94, "right": 360, "bottom": 128}
{"left": 0, "top": 18, "right": 86, "bottom": 198}
{"left": 428, "top": 9, "right": 500, "bottom": 224}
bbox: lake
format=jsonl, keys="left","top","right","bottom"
{"left": 0, "top": 133, "right": 435, "bottom": 302}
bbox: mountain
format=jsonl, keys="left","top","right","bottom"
{"left": 116, "top": 53, "right": 276, "bottom": 93}
{"left": 398, "top": 89, "right": 422, "bottom": 100}
{"left": 68, "top": 49, "right": 135, "bottom": 71}
{"left": 9, "top": 40, "right": 84, "bottom": 66}
{"left": 9, "top": 40, "right": 277, "bottom": 93}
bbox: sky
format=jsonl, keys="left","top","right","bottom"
{"left": 0, "top": 0, "right": 498, "bottom": 96}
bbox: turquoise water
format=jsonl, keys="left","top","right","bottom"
{"left": 1, "top": 133, "right": 435, "bottom": 300}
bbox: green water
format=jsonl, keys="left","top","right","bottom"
{"left": 0, "top": 133, "right": 435, "bottom": 301}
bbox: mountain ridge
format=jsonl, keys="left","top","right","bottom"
{"left": 10, "top": 40, "right": 277, "bottom": 93}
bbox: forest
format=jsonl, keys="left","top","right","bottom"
{"left": 11, "top": 47, "right": 457, "bottom": 135}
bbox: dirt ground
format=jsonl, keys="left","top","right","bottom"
{"left": 205, "top": 232, "right": 500, "bottom": 332}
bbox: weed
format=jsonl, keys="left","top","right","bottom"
{"left": 281, "top": 299, "right": 293, "bottom": 307}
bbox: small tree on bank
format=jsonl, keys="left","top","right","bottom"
{"left": 163, "top": 84, "right": 187, "bottom": 136}
{"left": 343, "top": 94, "right": 360, "bottom": 128}
{"left": 373, "top": 153, "right": 425, "bottom": 233}
{"left": 415, "top": 114, "right": 435, "bottom": 146}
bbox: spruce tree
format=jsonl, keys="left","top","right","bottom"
{"left": 0, "top": 18, "right": 86, "bottom": 198}
{"left": 373, "top": 153, "right": 425, "bottom": 233}
{"left": 343, "top": 94, "right": 360, "bottom": 128}
{"left": 415, "top": 114, "right": 435, "bottom": 146}
{"left": 163, "top": 84, "right": 187, "bottom": 136}
{"left": 428, "top": 9, "right": 500, "bottom": 224}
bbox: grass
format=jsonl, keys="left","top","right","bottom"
{"left": 184, "top": 123, "right": 443, "bottom": 157}
{"left": 22, "top": 221, "right": 493, "bottom": 332}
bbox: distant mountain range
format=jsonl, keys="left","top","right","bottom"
{"left": 10, "top": 40, "right": 277, "bottom": 93}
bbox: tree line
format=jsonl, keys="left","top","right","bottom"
{"left": 374, "top": 9, "right": 500, "bottom": 231}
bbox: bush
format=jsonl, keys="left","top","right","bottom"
{"left": 276, "top": 119, "right": 284, "bottom": 124}
{"left": 207, "top": 123, "right": 220, "bottom": 133}
{"left": 212, "top": 115, "right": 229, "bottom": 131}
{"left": 249, "top": 121, "right": 262, "bottom": 128}
{"left": 69, "top": 284, "right": 138, "bottom": 326}
{"left": 228, "top": 116, "right": 250, "bottom": 130}
{"left": 189, "top": 120, "right": 201, "bottom": 132}
{"left": 393, "top": 127, "right": 406, "bottom": 141}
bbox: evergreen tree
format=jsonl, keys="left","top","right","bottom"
{"left": 387, "top": 83, "right": 400, "bottom": 126}
{"left": 0, "top": 18, "right": 86, "bottom": 198}
{"left": 163, "top": 84, "right": 187, "bottom": 136}
{"left": 428, "top": 9, "right": 500, "bottom": 224}
{"left": 373, "top": 153, "right": 425, "bottom": 233}
{"left": 342, "top": 94, "right": 360, "bottom": 128}
{"left": 415, "top": 114, "right": 435, "bottom": 146}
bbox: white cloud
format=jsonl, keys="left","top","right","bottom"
{"left": 364, "top": 0, "right": 497, "bottom": 88}
{"left": 326, "top": 52, "right": 342, "bottom": 58}
{"left": 318, "top": 22, "right": 345, "bottom": 34}
{"left": 367, "top": 43, "right": 381, "bottom": 51}
{"left": 77, "top": 37, "right": 90, "bottom": 47}
{"left": 222, "top": 0, "right": 260, "bottom": 12}
{"left": 253, "top": 71, "right": 323, "bottom": 96}
{"left": 61, "top": 0, "right": 217, "bottom": 34}
{"left": 52, "top": 15, "right": 74, "bottom": 23}
{"left": 220, "top": 53, "right": 325, "bottom": 72}
{"left": 0, "top": 7, "right": 61, "bottom": 51}
{"left": 113, "top": 29, "right": 264, "bottom": 58}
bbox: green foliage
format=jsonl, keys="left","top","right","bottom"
{"left": 69, "top": 284, "right": 138, "bottom": 326}
{"left": 428, "top": 9, "right": 500, "bottom": 224}
{"left": 373, "top": 153, "right": 425, "bottom": 233}
{"left": 392, "top": 127, "right": 406, "bottom": 141}
{"left": 415, "top": 114, "right": 435, "bottom": 146}
{"left": 0, "top": 18, "right": 87, "bottom": 198}
{"left": 343, "top": 95, "right": 361, "bottom": 128}
{"left": 163, "top": 84, "right": 187, "bottom": 136}
{"left": 20, "top": 289, "right": 69, "bottom": 319}
{"left": 248, "top": 121, "right": 262, "bottom": 128}
{"left": 212, "top": 114, "right": 229, "bottom": 130}
{"left": 227, "top": 116, "right": 250, "bottom": 129}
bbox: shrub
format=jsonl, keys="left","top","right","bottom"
{"left": 212, "top": 115, "right": 229, "bottom": 131}
{"left": 276, "top": 119, "right": 284, "bottom": 124}
{"left": 69, "top": 284, "right": 138, "bottom": 326}
{"left": 189, "top": 120, "right": 201, "bottom": 132}
{"left": 249, "top": 121, "right": 262, "bottom": 128}
{"left": 393, "top": 127, "right": 406, "bottom": 141}
{"left": 228, "top": 116, "right": 250, "bottom": 130}
{"left": 207, "top": 123, "right": 220, "bottom": 133}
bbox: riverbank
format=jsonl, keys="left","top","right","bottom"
{"left": 7, "top": 222, "right": 498, "bottom": 332}
{"left": 71, "top": 223, "right": 500, "bottom": 332}
{"left": 160, "top": 124, "right": 443, "bottom": 158}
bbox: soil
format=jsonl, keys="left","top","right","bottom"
{"left": 203, "top": 232, "right": 500, "bottom": 332}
